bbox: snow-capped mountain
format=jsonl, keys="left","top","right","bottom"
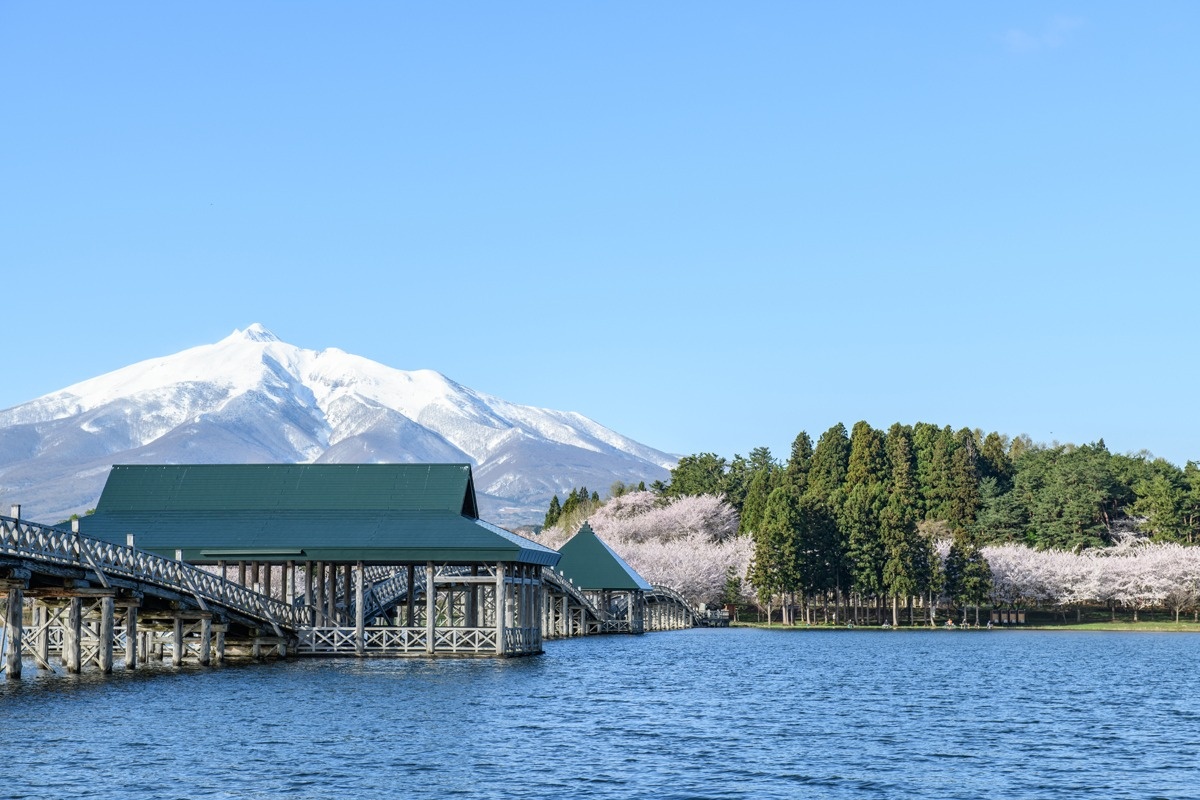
{"left": 0, "top": 325, "right": 675, "bottom": 526}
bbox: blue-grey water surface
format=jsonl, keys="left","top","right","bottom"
{"left": 1, "top": 628, "right": 1197, "bottom": 799}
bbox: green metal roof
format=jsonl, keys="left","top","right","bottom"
{"left": 82, "top": 464, "right": 558, "bottom": 566}
{"left": 94, "top": 464, "right": 479, "bottom": 516}
{"left": 553, "top": 522, "right": 652, "bottom": 591}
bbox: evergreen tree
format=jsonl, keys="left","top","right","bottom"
{"left": 973, "top": 477, "right": 1027, "bottom": 543}
{"left": 881, "top": 424, "right": 921, "bottom": 625}
{"left": 664, "top": 453, "right": 728, "bottom": 497}
{"left": 805, "top": 423, "right": 852, "bottom": 599}
{"left": 1131, "top": 464, "right": 1189, "bottom": 542}
{"left": 947, "top": 427, "right": 981, "bottom": 529}
{"left": 722, "top": 454, "right": 751, "bottom": 514}
{"left": 785, "top": 430, "right": 813, "bottom": 490}
{"left": 979, "top": 431, "right": 1014, "bottom": 490}
{"left": 843, "top": 422, "right": 888, "bottom": 603}
{"left": 748, "top": 484, "right": 803, "bottom": 620}
{"left": 911, "top": 421, "right": 942, "bottom": 519}
{"left": 739, "top": 448, "right": 778, "bottom": 535}
{"left": 561, "top": 488, "right": 581, "bottom": 517}
{"left": 543, "top": 495, "right": 562, "bottom": 528}
{"left": 923, "top": 426, "right": 956, "bottom": 522}
{"left": 808, "top": 423, "right": 851, "bottom": 501}
{"left": 944, "top": 529, "right": 992, "bottom": 624}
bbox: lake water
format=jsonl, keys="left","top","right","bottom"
{"left": 1, "top": 628, "right": 1196, "bottom": 799}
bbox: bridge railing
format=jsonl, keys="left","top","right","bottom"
{"left": 648, "top": 584, "right": 700, "bottom": 624}
{"left": 0, "top": 515, "right": 305, "bottom": 631}
{"left": 543, "top": 568, "right": 602, "bottom": 621}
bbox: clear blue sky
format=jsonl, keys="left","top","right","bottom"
{"left": 2, "top": 3, "right": 1197, "bottom": 466}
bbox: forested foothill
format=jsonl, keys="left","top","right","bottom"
{"left": 539, "top": 422, "right": 1200, "bottom": 627}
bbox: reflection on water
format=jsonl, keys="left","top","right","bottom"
{"left": 1, "top": 629, "right": 1195, "bottom": 799}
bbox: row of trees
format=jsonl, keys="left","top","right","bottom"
{"left": 536, "top": 486, "right": 1200, "bottom": 624}
{"left": 984, "top": 540, "right": 1200, "bottom": 622}
{"left": 652, "top": 422, "right": 1199, "bottom": 624}
{"left": 661, "top": 427, "right": 1200, "bottom": 550}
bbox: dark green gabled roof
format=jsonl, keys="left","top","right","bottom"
{"left": 94, "top": 463, "right": 479, "bottom": 517}
{"left": 553, "top": 522, "right": 652, "bottom": 591}
{"left": 81, "top": 464, "right": 558, "bottom": 566}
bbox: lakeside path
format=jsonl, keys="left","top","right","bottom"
{"left": 732, "top": 621, "right": 1200, "bottom": 632}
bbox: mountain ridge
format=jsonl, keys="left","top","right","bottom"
{"left": 0, "top": 325, "right": 675, "bottom": 526}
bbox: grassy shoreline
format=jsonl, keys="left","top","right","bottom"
{"left": 729, "top": 620, "right": 1200, "bottom": 632}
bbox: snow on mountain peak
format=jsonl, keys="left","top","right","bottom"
{"left": 0, "top": 327, "right": 675, "bottom": 526}
{"left": 229, "top": 323, "right": 280, "bottom": 343}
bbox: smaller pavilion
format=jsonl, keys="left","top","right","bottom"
{"left": 552, "top": 522, "right": 651, "bottom": 634}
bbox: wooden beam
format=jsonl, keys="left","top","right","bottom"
{"left": 5, "top": 585, "right": 23, "bottom": 679}
{"left": 172, "top": 617, "right": 183, "bottom": 667}
{"left": 63, "top": 598, "right": 82, "bottom": 673}
{"left": 125, "top": 605, "right": 138, "bottom": 669}
{"left": 98, "top": 596, "right": 114, "bottom": 674}
{"left": 199, "top": 616, "right": 212, "bottom": 666}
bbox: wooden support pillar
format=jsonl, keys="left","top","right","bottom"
{"left": 314, "top": 561, "right": 325, "bottom": 624}
{"left": 64, "top": 598, "right": 82, "bottom": 673}
{"left": 406, "top": 565, "right": 416, "bottom": 627}
{"left": 286, "top": 561, "right": 296, "bottom": 606}
{"left": 355, "top": 561, "right": 365, "bottom": 656}
{"left": 172, "top": 617, "right": 184, "bottom": 666}
{"left": 495, "top": 562, "right": 506, "bottom": 655}
{"left": 35, "top": 603, "right": 50, "bottom": 668}
{"left": 304, "top": 561, "right": 314, "bottom": 625}
{"left": 98, "top": 596, "right": 114, "bottom": 674}
{"left": 263, "top": 562, "right": 272, "bottom": 599}
{"left": 342, "top": 564, "right": 352, "bottom": 625}
{"left": 468, "top": 566, "right": 479, "bottom": 628}
{"left": 215, "top": 627, "right": 226, "bottom": 665}
{"left": 326, "top": 563, "right": 336, "bottom": 625}
{"left": 5, "top": 585, "right": 23, "bottom": 679}
{"left": 425, "top": 562, "right": 435, "bottom": 654}
{"left": 199, "top": 616, "right": 212, "bottom": 666}
{"left": 125, "top": 606, "right": 138, "bottom": 669}
{"left": 251, "top": 562, "right": 261, "bottom": 592}
{"left": 238, "top": 561, "right": 247, "bottom": 586}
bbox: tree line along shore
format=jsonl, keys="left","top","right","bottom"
{"left": 537, "top": 422, "right": 1200, "bottom": 628}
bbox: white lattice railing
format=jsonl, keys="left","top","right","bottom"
{"left": 0, "top": 515, "right": 305, "bottom": 631}
{"left": 502, "top": 626, "right": 539, "bottom": 654}
{"left": 295, "top": 626, "right": 502, "bottom": 655}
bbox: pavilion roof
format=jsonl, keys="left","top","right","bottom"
{"left": 81, "top": 464, "right": 558, "bottom": 566}
{"left": 553, "top": 522, "right": 652, "bottom": 591}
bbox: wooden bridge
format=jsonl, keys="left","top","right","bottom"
{"left": 1, "top": 508, "right": 701, "bottom": 679}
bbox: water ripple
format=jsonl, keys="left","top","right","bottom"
{"left": 0, "top": 629, "right": 1197, "bottom": 798}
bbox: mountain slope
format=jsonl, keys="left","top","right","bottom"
{"left": 0, "top": 325, "right": 674, "bottom": 526}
